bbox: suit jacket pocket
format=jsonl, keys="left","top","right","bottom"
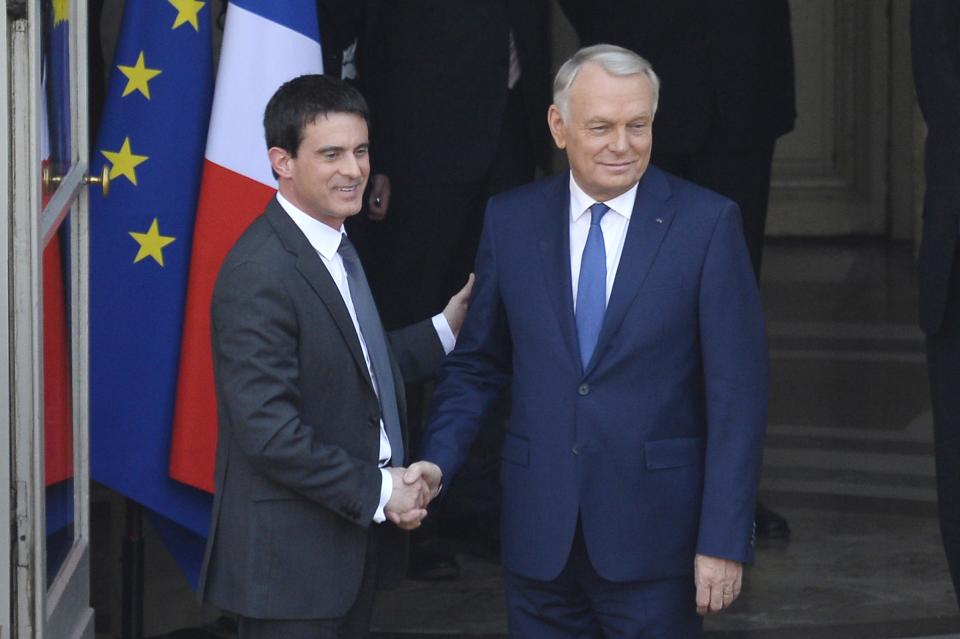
{"left": 501, "top": 432, "right": 530, "bottom": 467}
{"left": 644, "top": 436, "right": 704, "bottom": 470}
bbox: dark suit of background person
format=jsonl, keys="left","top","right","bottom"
{"left": 418, "top": 49, "right": 768, "bottom": 635}
{"left": 353, "top": 1, "right": 552, "bottom": 330}
{"left": 345, "top": 0, "right": 554, "bottom": 572}
{"left": 316, "top": 0, "right": 363, "bottom": 80}
{"left": 912, "top": 0, "right": 960, "bottom": 609}
{"left": 556, "top": 0, "right": 795, "bottom": 539}
{"left": 198, "top": 76, "right": 450, "bottom": 638}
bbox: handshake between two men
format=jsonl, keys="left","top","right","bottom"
{"left": 384, "top": 462, "right": 444, "bottom": 530}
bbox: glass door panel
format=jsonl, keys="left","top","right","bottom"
{"left": 38, "top": 0, "right": 84, "bottom": 597}
{"left": 41, "top": 0, "right": 73, "bottom": 186}
{"left": 43, "top": 209, "right": 76, "bottom": 587}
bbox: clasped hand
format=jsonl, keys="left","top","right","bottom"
{"left": 383, "top": 461, "right": 442, "bottom": 530}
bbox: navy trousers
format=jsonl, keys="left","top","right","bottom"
{"left": 503, "top": 523, "right": 703, "bottom": 638}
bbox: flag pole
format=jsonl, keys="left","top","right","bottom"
{"left": 121, "top": 499, "right": 144, "bottom": 639}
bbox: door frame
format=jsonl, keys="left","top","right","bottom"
{"left": 8, "top": 0, "right": 94, "bottom": 636}
{"left": 2, "top": 3, "right": 14, "bottom": 635}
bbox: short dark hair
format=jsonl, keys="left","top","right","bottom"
{"left": 263, "top": 74, "right": 370, "bottom": 164}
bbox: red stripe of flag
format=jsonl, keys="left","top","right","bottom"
{"left": 169, "top": 160, "right": 275, "bottom": 491}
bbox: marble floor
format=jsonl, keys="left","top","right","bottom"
{"left": 367, "top": 240, "right": 960, "bottom": 638}
{"left": 100, "top": 239, "right": 960, "bottom": 638}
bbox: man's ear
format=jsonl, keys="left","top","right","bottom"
{"left": 547, "top": 105, "right": 567, "bottom": 150}
{"left": 268, "top": 146, "right": 292, "bottom": 179}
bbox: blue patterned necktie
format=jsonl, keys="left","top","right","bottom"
{"left": 338, "top": 235, "right": 404, "bottom": 465}
{"left": 576, "top": 202, "right": 610, "bottom": 368}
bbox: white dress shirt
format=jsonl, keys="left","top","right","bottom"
{"left": 277, "top": 193, "right": 455, "bottom": 522}
{"left": 568, "top": 175, "right": 638, "bottom": 308}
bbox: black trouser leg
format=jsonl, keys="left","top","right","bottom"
{"left": 927, "top": 251, "right": 960, "bottom": 608}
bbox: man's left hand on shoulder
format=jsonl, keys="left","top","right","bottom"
{"left": 694, "top": 554, "right": 743, "bottom": 615}
{"left": 442, "top": 274, "right": 475, "bottom": 336}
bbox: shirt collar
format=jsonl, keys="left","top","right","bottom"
{"left": 569, "top": 173, "right": 638, "bottom": 223}
{"left": 276, "top": 192, "right": 345, "bottom": 260}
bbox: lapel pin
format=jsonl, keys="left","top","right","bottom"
{"left": 655, "top": 217, "right": 663, "bottom": 224}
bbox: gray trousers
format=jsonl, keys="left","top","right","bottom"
{"left": 238, "top": 525, "right": 383, "bottom": 639}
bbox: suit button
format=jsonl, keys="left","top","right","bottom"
{"left": 572, "top": 444, "right": 580, "bottom": 455}
{"left": 578, "top": 384, "right": 590, "bottom": 396}
{"left": 368, "top": 415, "right": 378, "bottom": 428}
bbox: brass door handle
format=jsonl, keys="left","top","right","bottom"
{"left": 42, "top": 164, "right": 110, "bottom": 197}
{"left": 41, "top": 163, "right": 60, "bottom": 195}
{"left": 83, "top": 165, "right": 110, "bottom": 197}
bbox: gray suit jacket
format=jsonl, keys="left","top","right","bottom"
{"left": 198, "top": 199, "right": 444, "bottom": 619}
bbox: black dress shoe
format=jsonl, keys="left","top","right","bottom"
{"left": 755, "top": 501, "right": 791, "bottom": 539}
{"left": 407, "top": 535, "right": 460, "bottom": 580}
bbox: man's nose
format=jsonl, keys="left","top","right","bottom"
{"left": 340, "top": 154, "right": 363, "bottom": 177}
{"left": 608, "top": 127, "right": 628, "bottom": 153}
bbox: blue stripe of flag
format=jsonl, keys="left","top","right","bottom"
{"left": 229, "top": 0, "right": 320, "bottom": 44}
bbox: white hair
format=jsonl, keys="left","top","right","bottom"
{"left": 553, "top": 44, "right": 660, "bottom": 121}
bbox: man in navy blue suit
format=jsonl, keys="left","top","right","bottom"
{"left": 410, "top": 44, "right": 768, "bottom": 636}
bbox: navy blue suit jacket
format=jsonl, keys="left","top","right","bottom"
{"left": 421, "top": 167, "right": 768, "bottom": 582}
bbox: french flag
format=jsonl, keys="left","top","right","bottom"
{"left": 169, "top": 1, "right": 324, "bottom": 492}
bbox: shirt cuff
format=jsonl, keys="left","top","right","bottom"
{"left": 373, "top": 468, "right": 393, "bottom": 523}
{"left": 432, "top": 313, "right": 456, "bottom": 354}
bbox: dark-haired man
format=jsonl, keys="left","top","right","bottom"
{"left": 198, "top": 74, "right": 462, "bottom": 638}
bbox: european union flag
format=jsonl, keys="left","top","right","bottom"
{"left": 89, "top": 0, "right": 213, "bottom": 586}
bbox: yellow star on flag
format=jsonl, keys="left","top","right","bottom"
{"left": 130, "top": 219, "right": 176, "bottom": 267}
{"left": 100, "top": 137, "right": 148, "bottom": 186}
{"left": 168, "top": 0, "right": 205, "bottom": 31}
{"left": 118, "top": 51, "right": 162, "bottom": 99}
{"left": 52, "top": 0, "right": 69, "bottom": 25}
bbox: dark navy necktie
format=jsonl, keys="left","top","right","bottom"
{"left": 338, "top": 235, "right": 404, "bottom": 465}
{"left": 576, "top": 203, "right": 610, "bottom": 368}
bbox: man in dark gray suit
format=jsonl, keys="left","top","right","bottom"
{"left": 198, "top": 75, "right": 462, "bottom": 638}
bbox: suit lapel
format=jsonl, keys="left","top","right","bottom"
{"left": 264, "top": 201, "right": 374, "bottom": 388}
{"left": 584, "top": 167, "right": 676, "bottom": 376}
{"left": 536, "top": 175, "right": 581, "bottom": 369}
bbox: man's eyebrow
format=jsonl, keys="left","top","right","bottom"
{"left": 317, "top": 142, "right": 369, "bottom": 151}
